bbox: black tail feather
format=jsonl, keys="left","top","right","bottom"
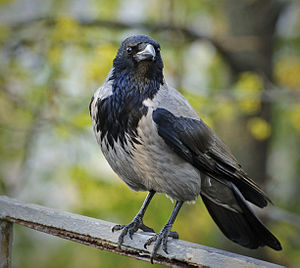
{"left": 200, "top": 183, "right": 282, "bottom": 251}
{"left": 231, "top": 183, "right": 282, "bottom": 250}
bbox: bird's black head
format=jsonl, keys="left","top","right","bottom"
{"left": 96, "top": 35, "right": 164, "bottom": 149}
{"left": 112, "top": 35, "right": 164, "bottom": 84}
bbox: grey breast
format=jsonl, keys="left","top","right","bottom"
{"left": 130, "top": 83, "right": 202, "bottom": 201}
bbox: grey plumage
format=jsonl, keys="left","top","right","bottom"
{"left": 91, "top": 81, "right": 201, "bottom": 200}
{"left": 90, "top": 35, "right": 281, "bottom": 262}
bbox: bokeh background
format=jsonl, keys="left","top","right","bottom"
{"left": 1, "top": 0, "right": 300, "bottom": 267}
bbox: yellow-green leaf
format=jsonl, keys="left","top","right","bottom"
{"left": 247, "top": 117, "right": 271, "bottom": 140}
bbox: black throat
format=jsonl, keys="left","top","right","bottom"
{"left": 95, "top": 67, "right": 164, "bottom": 151}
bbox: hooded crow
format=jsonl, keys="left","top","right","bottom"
{"left": 89, "top": 35, "right": 281, "bottom": 262}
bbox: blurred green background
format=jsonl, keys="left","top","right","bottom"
{"left": 1, "top": 0, "right": 300, "bottom": 267}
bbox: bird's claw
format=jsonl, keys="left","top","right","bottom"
{"left": 168, "top": 231, "right": 179, "bottom": 239}
{"left": 139, "top": 224, "right": 155, "bottom": 233}
{"left": 112, "top": 216, "right": 154, "bottom": 249}
{"left": 112, "top": 224, "right": 124, "bottom": 232}
{"left": 144, "top": 224, "right": 178, "bottom": 264}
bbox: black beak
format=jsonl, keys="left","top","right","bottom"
{"left": 135, "top": 44, "right": 156, "bottom": 62}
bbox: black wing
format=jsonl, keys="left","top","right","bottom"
{"left": 152, "top": 108, "right": 270, "bottom": 208}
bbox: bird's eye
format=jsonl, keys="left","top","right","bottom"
{"left": 126, "top": 47, "right": 133, "bottom": 53}
{"left": 157, "top": 47, "right": 160, "bottom": 52}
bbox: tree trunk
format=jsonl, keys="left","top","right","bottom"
{"left": 218, "top": 0, "right": 286, "bottom": 184}
{"left": 215, "top": 0, "right": 287, "bottom": 259}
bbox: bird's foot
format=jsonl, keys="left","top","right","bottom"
{"left": 144, "top": 223, "right": 179, "bottom": 263}
{"left": 112, "top": 215, "right": 155, "bottom": 249}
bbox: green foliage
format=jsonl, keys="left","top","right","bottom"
{"left": 275, "top": 56, "right": 300, "bottom": 90}
{"left": 234, "top": 72, "right": 262, "bottom": 115}
{"left": 247, "top": 117, "right": 271, "bottom": 141}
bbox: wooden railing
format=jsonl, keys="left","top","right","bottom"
{"left": 0, "top": 196, "right": 284, "bottom": 268}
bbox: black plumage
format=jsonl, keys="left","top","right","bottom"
{"left": 153, "top": 108, "right": 270, "bottom": 208}
{"left": 90, "top": 35, "right": 282, "bottom": 263}
{"left": 93, "top": 36, "right": 163, "bottom": 150}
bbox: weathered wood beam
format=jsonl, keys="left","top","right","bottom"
{"left": 0, "top": 220, "right": 13, "bottom": 268}
{"left": 0, "top": 196, "right": 284, "bottom": 268}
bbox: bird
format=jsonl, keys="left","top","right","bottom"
{"left": 89, "top": 34, "right": 282, "bottom": 263}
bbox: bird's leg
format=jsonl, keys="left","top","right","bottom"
{"left": 112, "top": 190, "right": 155, "bottom": 248}
{"left": 144, "top": 201, "right": 183, "bottom": 263}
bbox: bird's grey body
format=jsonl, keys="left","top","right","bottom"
{"left": 91, "top": 75, "right": 201, "bottom": 201}
{"left": 90, "top": 35, "right": 281, "bottom": 262}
